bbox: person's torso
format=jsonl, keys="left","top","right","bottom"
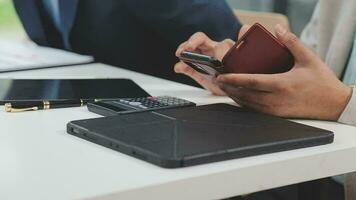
{"left": 17, "top": 0, "right": 201, "bottom": 86}
{"left": 300, "top": 0, "right": 356, "bottom": 80}
{"left": 70, "top": 0, "right": 189, "bottom": 84}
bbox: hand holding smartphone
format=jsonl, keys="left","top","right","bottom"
{"left": 178, "top": 51, "right": 226, "bottom": 77}
{"left": 178, "top": 23, "right": 294, "bottom": 77}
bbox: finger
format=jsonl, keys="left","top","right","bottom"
{"left": 174, "top": 62, "right": 225, "bottom": 95}
{"left": 185, "top": 32, "right": 216, "bottom": 52}
{"left": 217, "top": 73, "right": 282, "bottom": 92}
{"left": 238, "top": 24, "right": 252, "bottom": 40}
{"left": 214, "top": 39, "right": 235, "bottom": 60}
{"left": 207, "top": 78, "right": 227, "bottom": 96}
{"left": 175, "top": 41, "right": 188, "bottom": 57}
{"left": 174, "top": 61, "right": 188, "bottom": 73}
{"left": 275, "top": 24, "right": 314, "bottom": 62}
{"left": 230, "top": 95, "right": 269, "bottom": 113}
{"left": 220, "top": 86, "right": 269, "bottom": 106}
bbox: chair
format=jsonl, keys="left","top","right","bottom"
{"left": 234, "top": 9, "right": 290, "bottom": 35}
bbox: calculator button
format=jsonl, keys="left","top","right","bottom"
{"left": 129, "top": 102, "right": 142, "bottom": 106}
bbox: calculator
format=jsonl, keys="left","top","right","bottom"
{"left": 87, "top": 96, "right": 196, "bottom": 116}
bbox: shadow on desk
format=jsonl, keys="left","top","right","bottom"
{"left": 228, "top": 178, "right": 344, "bottom": 200}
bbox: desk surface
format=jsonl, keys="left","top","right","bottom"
{"left": 1, "top": 63, "right": 356, "bottom": 200}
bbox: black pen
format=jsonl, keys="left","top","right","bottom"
{"left": 4, "top": 99, "right": 90, "bottom": 113}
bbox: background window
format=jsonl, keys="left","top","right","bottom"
{"left": 227, "top": 0, "right": 318, "bottom": 35}
{"left": 0, "top": 0, "right": 23, "bottom": 39}
{"left": 0, "top": 0, "right": 317, "bottom": 40}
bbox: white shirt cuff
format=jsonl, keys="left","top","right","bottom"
{"left": 338, "top": 86, "right": 356, "bottom": 126}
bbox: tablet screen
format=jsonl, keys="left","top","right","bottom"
{"left": 0, "top": 79, "right": 150, "bottom": 104}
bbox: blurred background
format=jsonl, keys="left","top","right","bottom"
{"left": 0, "top": 0, "right": 22, "bottom": 39}
{"left": 0, "top": 0, "right": 317, "bottom": 40}
{"left": 227, "top": 0, "right": 318, "bottom": 35}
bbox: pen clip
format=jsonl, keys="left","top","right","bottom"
{"left": 4, "top": 103, "right": 39, "bottom": 113}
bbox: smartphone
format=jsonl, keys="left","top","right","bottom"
{"left": 222, "top": 23, "right": 294, "bottom": 74}
{"left": 178, "top": 51, "right": 226, "bottom": 77}
{"left": 178, "top": 23, "right": 294, "bottom": 76}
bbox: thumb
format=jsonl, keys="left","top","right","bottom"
{"left": 275, "top": 24, "right": 314, "bottom": 63}
{"left": 238, "top": 24, "right": 251, "bottom": 40}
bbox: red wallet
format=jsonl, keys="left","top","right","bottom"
{"left": 222, "top": 23, "right": 294, "bottom": 74}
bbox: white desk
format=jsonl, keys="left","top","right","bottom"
{"left": 1, "top": 63, "right": 356, "bottom": 200}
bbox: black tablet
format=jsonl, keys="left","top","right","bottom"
{"left": 67, "top": 104, "right": 334, "bottom": 168}
{"left": 0, "top": 79, "right": 150, "bottom": 104}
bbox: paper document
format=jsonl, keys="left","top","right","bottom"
{"left": 0, "top": 40, "right": 94, "bottom": 72}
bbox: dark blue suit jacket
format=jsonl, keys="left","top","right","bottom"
{"left": 13, "top": 0, "right": 241, "bottom": 85}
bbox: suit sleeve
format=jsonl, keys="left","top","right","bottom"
{"left": 338, "top": 86, "right": 356, "bottom": 126}
{"left": 13, "top": 0, "right": 64, "bottom": 48}
{"left": 124, "top": 0, "right": 241, "bottom": 45}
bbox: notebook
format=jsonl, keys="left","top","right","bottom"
{"left": 0, "top": 40, "right": 93, "bottom": 72}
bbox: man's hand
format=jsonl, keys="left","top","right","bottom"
{"left": 217, "top": 24, "right": 352, "bottom": 120}
{"left": 174, "top": 25, "right": 251, "bottom": 95}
